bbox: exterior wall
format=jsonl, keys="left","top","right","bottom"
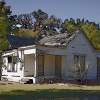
{"left": 23, "top": 48, "right": 36, "bottom": 83}
{"left": 96, "top": 51, "right": 100, "bottom": 81}
{"left": 44, "top": 55, "right": 55, "bottom": 78}
{"left": 24, "top": 54, "right": 35, "bottom": 76}
{"left": 37, "top": 46, "right": 66, "bottom": 56}
{"left": 37, "top": 32, "right": 97, "bottom": 81}
{"left": 63, "top": 32, "right": 97, "bottom": 80}
{"left": 61, "top": 56, "right": 68, "bottom": 79}
{"left": 24, "top": 49, "right": 36, "bottom": 54}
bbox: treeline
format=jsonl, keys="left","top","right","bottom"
{"left": 0, "top": 0, "right": 100, "bottom": 51}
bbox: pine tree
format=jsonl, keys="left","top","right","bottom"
{"left": 0, "top": 0, "right": 11, "bottom": 79}
{"left": 0, "top": 0, "right": 11, "bottom": 51}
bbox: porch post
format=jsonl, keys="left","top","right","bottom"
{"left": 34, "top": 53, "right": 38, "bottom": 83}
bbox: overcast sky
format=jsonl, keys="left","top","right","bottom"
{"left": 6, "top": 0, "right": 100, "bottom": 23}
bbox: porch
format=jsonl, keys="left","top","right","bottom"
{"left": 24, "top": 53, "right": 64, "bottom": 83}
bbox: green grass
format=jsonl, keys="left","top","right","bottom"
{"left": 0, "top": 82, "right": 100, "bottom": 100}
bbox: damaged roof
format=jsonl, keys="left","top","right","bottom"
{"left": 7, "top": 30, "right": 80, "bottom": 49}
{"left": 38, "top": 31, "right": 77, "bottom": 47}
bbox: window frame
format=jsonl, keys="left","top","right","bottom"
{"left": 73, "top": 54, "right": 86, "bottom": 74}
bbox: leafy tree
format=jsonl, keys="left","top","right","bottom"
{"left": 32, "top": 9, "right": 48, "bottom": 31}
{"left": 45, "top": 15, "right": 62, "bottom": 29}
{"left": 9, "top": 13, "right": 36, "bottom": 37}
{"left": 17, "top": 14, "right": 33, "bottom": 29}
{"left": 62, "top": 18, "right": 77, "bottom": 33}
{"left": 81, "top": 22, "right": 100, "bottom": 49}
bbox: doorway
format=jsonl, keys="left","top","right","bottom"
{"left": 55, "top": 56, "right": 62, "bottom": 78}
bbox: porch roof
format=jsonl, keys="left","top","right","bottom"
{"left": 7, "top": 35, "right": 35, "bottom": 49}
{"left": 2, "top": 49, "right": 17, "bottom": 56}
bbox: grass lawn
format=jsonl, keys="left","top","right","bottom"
{"left": 0, "top": 82, "right": 100, "bottom": 100}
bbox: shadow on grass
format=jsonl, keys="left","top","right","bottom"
{"left": 0, "top": 89, "right": 100, "bottom": 100}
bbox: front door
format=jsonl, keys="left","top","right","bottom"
{"left": 97, "top": 57, "right": 100, "bottom": 81}
{"left": 55, "top": 56, "right": 62, "bottom": 78}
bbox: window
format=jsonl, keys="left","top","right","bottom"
{"left": 8, "top": 56, "right": 12, "bottom": 63}
{"left": 7, "top": 56, "right": 17, "bottom": 72}
{"left": 74, "top": 55, "right": 85, "bottom": 74}
{"left": 38, "top": 55, "right": 44, "bottom": 76}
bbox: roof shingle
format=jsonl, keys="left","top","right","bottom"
{"left": 7, "top": 35, "right": 35, "bottom": 49}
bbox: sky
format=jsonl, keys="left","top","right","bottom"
{"left": 5, "top": 0, "right": 100, "bottom": 23}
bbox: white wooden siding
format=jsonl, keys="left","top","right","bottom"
{"left": 24, "top": 54, "right": 35, "bottom": 76}
{"left": 65, "top": 32, "right": 97, "bottom": 80}
{"left": 44, "top": 55, "right": 55, "bottom": 77}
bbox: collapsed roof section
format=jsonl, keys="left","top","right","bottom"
{"left": 38, "top": 31, "right": 77, "bottom": 47}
